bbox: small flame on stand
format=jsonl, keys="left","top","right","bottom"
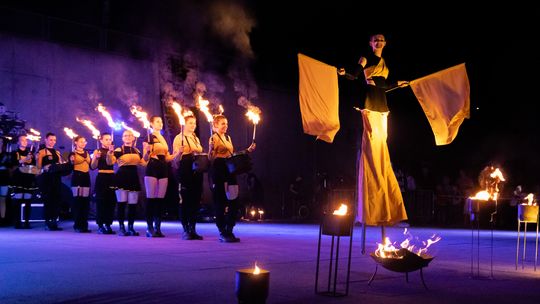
{"left": 523, "top": 193, "right": 537, "bottom": 206}
{"left": 332, "top": 204, "right": 348, "bottom": 216}
{"left": 253, "top": 262, "right": 261, "bottom": 275}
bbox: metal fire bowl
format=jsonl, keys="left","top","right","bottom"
{"left": 370, "top": 248, "right": 434, "bottom": 273}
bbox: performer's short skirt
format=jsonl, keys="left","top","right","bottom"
{"left": 11, "top": 169, "right": 37, "bottom": 192}
{"left": 71, "top": 170, "right": 91, "bottom": 187}
{"left": 94, "top": 172, "right": 116, "bottom": 197}
{"left": 0, "top": 169, "right": 9, "bottom": 186}
{"left": 115, "top": 165, "right": 141, "bottom": 191}
{"left": 145, "top": 157, "right": 168, "bottom": 179}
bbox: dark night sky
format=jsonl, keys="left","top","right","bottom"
{"left": 3, "top": 0, "right": 540, "bottom": 189}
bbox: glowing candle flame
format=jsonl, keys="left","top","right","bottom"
{"left": 253, "top": 262, "right": 260, "bottom": 275}
{"left": 96, "top": 103, "right": 120, "bottom": 129}
{"left": 171, "top": 102, "right": 185, "bottom": 126}
{"left": 130, "top": 105, "right": 151, "bottom": 129}
{"left": 76, "top": 118, "right": 100, "bottom": 139}
{"left": 197, "top": 96, "right": 214, "bottom": 123}
{"left": 121, "top": 122, "right": 141, "bottom": 138}
{"left": 29, "top": 128, "right": 41, "bottom": 136}
{"left": 332, "top": 204, "right": 348, "bottom": 216}
{"left": 63, "top": 127, "right": 79, "bottom": 139}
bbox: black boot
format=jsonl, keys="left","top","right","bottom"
{"left": 98, "top": 224, "right": 107, "bottom": 234}
{"left": 154, "top": 219, "right": 164, "bottom": 237}
{"left": 118, "top": 223, "right": 129, "bottom": 236}
{"left": 190, "top": 223, "right": 203, "bottom": 240}
{"left": 182, "top": 224, "right": 193, "bottom": 240}
{"left": 225, "top": 226, "right": 240, "bottom": 243}
{"left": 127, "top": 223, "right": 139, "bottom": 236}
{"left": 145, "top": 198, "right": 155, "bottom": 237}
{"left": 105, "top": 224, "right": 115, "bottom": 234}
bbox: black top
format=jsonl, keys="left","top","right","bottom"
{"left": 41, "top": 148, "right": 60, "bottom": 167}
{"left": 96, "top": 148, "right": 114, "bottom": 170}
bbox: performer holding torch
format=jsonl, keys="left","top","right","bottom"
{"left": 142, "top": 116, "right": 180, "bottom": 237}
{"left": 209, "top": 114, "right": 256, "bottom": 243}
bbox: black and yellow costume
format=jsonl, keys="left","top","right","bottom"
{"left": 37, "top": 147, "right": 71, "bottom": 230}
{"left": 209, "top": 133, "right": 240, "bottom": 242}
{"left": 11, "top": 147, "right": 37, "bottom": 228}
{"left": 92, "top": 148, "right": 116, "bottom": 234}
{"left": 70, "top": 150, "right": 91, "bottom": 232}
{"left": 114, "top": 145, "right": 144, "bottom": 236}
{"left": 144, "top": 133, "right": 171, "bottom": 237}
{"left": 175, "top": 133, "right": 204, "bottom": 240}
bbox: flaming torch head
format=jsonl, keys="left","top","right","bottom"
{"left": 130, "top": 105, "right": 151, "bottom": 129}
{"left": 197, "top": 96, "right": 214, "bottom": 123}
{"left": 171, "top": 102, "right": 185, "bottom": 126}
{"left": 246, "top": 105, "right": 261, "bottom": 125}
{"left": 63, "top": 127, "right": 79, "bottom": 140}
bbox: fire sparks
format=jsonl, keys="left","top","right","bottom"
{"left": 171, "top": 102, "right": 185, "bottom": 126}
{"left": 63, "top": 127, "right": 79, "bottom": 139}
{"left": 253, "top": 262, "right": 261, "bottom": 275}
{"left": 130, "top": 105, "right": 151, "bottom": 129}
{"left": 332, "top": 204, "right": 348, "bottom": 216}
{"left": 76, "top": 118, "right": 100, "bottom": 139}
{"left": 120, "top": 122, "right": 141, "bottom": 138}
{"left": 375, "top": 229, "right": 441, "bottom": 258}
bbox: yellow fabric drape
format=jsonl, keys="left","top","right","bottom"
{"left": 410, "top": 63, "right": 470, "bottom": 146}
{"left": 298, "top": 53, "right": 339, "bottom": 143}
{"left": 356, "top": 110, "right": 408, "bottom": 226}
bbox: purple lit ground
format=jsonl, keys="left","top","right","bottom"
{"left": 1, "top": 222, "right": 539, "bottom": 303}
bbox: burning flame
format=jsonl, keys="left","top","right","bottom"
{"left": 197, "top": 96, "right": 214, "bottom": 123}
{"left": 490, "top": 168, "right": 505, "bottom": 181}
{"left": 253, "top": 262, "right": 260, "bottom": 275}
{"left": 76, "top": 118, "right": 100, "bottom": 139}
{"left": 26, "top": 134, "right": 41, "bottom": 141}
{"left": 121, "top": 122, "right": 141, "bottom": 138}
{"left": 130, "top": 105, "right": 151, "bottom": 129}
{"left": 332, "top": 204, "right": 348, "bottom": 216}
{"left": 29, "top": 128, "right": 41, "bottom": 136}
{"left": 96, "top": 103, "right": 121, "bottom": 130}
{"left": 375, "top": 229, "right": 442, "bottom": 258}
{"left": 218, "top": 104, "right": 224, "bottom": 114}
{"left": 469, "top": 190, "right": 491, "bottom": 201}
{"left": 245, "top": 105, "right": 261, "bottom": 125}
{"left": 171, "top": 102, "right": 185, "bottom": 126}
{"left": 523, "top": 193, "right": 536, "bottom": 206}
{"left": 63, "top": 127, "right": 79, "bottom": 139}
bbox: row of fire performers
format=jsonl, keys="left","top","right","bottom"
{"left": 0, "top": 114, "right": 256, "bottom": 243}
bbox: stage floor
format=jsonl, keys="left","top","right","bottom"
{"left": 1, "top": 221, "right": 539, "bottom": 303}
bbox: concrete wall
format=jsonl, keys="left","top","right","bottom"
{"left": 0, "top": 33, "right": 160, "bottom": 151}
